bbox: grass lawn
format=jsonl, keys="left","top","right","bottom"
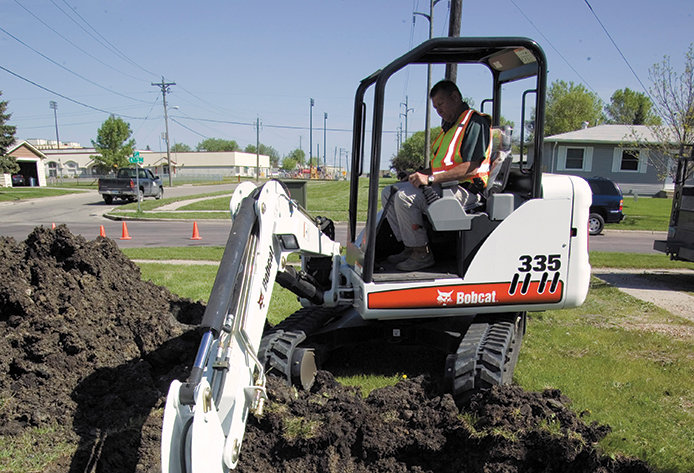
{"left": 0, "top": 187, "right": 86, "bottom": 201}
{"left": 130, "top": 247, "right": 694, "bottom": 472}
{"left": 605, "top": 195, "right": 672, "bottom": 232}
{"left": 106, "top": 179, "right": 675, "bottom": 231}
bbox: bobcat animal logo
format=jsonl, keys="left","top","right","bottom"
{"left": 436, "top": 289, "right": 454, "bottom": 306}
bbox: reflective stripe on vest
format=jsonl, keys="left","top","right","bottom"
{"left": 431, "top": 109, "right": 491, "bottom": 186}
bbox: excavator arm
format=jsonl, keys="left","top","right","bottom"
{"left": 161, "top": 180, "right": 341, "bottom": 472}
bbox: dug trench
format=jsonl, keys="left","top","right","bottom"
{"left": 0, "top": 226, "right": 653, "bottom": 473}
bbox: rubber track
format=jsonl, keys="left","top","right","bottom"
{"left": 446, "top": 316, "right": 518, "bottom": 399}
{"left": 259, "top": 307, "right": 338, "bottom": 384}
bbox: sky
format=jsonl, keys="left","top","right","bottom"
{"left": 1, "top": 0, "right": 693, "bottom": 170}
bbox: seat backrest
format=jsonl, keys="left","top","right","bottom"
{"left": 483, "top": 152, "right": 512, "bottom": 199}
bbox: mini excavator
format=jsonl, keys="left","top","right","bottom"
{"left": 161, "top": 37, "right": 592, "bottom": 472}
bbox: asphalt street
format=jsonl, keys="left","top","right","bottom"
{"left": 0, "top": 186, "right": 665, "bottom": 253}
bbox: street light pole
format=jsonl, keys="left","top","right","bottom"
{"left": 323, "top": 112, "right": 327, "bottom": 168}
{"left": 49, "top": 101, "right": 59, "bottom": 149}
{"left": 309, "top": 98, "right": 314, "bottom": 178}
{"left": 152, "top": 77, "right": 176, "bottom": 187}
{"left": 414, "top": 0, "right": 442, "bottom": 164}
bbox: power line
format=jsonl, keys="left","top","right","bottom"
{"left": 12, "top": 0, "right": 148, "bottom": 82}
{"left": 582, "top": 0, "right": 654, "bottom": 102}
{"left": 508, "top": 0, "right": 597, "bottom": 94}
{"left": 47, "top": 0, "right": 159, "bottom": 79}
{"left": 0, "top": 63, "right": 147, "bottom": 120}
{"left": 0, "top": 25, "right": 150, "bottom": 104}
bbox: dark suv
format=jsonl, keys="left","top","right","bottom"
{"left": 584, "top": 177, "right": 624, "bottom": 235}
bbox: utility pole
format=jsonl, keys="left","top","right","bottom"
{"left": 49, "top": 101, "right": 60, "bottom": 149}
{"left": 414, "top": 0, "right": 442, "bottom": 164}
{"left": 446, "top": 0, "right": 463, "bottom": 82}
{"left": 400, "top": 95, "right": 413, "bottom": 141}
{"left": 309, "top": 98, "right": 314, "bottom": 179}
{"left": 255, "top": 117, "right": 261, "bottom": 181}
{"left": 151, "top": 77, "right": 176, "bottom": 187}
{"left": 323, "top": 112, "right": 328, "bottom": 168}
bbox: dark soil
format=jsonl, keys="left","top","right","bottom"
{"left": 0, "top": 226, "right": 654, "bottom": 473}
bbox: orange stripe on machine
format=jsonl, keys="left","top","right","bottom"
{"left": 367, "top": 281, "right": 563, "bottom": 309}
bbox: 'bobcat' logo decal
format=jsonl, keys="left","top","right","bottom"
{"left": 436, "top": 290, "right": 454, "bottom": 306}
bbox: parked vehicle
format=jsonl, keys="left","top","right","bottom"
{"left": 98, "top": 167, "right": 164, "bottom": 204}
{"left": 584, "top": 176, "right": 624, "bottom": 235}
{"left": 654, "top": 149, "right": 694, "bottom": 261}
{"left": 11, "top": 174, "right": 25, "bottom": 186}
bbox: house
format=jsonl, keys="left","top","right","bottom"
{"left": 2, "top": 141, "right": 48, "bottom": 187}
{"left": 542, "top": 124, "right": 669, "bottom": 196}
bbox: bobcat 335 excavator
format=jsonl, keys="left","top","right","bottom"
{"left": 161, "top": 37, "right": 592, "bottom": 472}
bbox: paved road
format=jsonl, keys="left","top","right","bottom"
{"left": 0, "top": 187, "right": 666, "bottom": 253}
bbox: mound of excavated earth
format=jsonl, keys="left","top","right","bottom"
{"left": 0, "top": 226, "right": 653, "bottom": 472}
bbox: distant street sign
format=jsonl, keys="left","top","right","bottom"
{"left": 129, "top": 155, "right": 143, "bottom": 164}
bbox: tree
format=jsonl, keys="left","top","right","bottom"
{"left": 390, "top": 127, "right": 442, "bottom": 175}
{"left": 544, "top": 80, "right": 604, "bottom": 136}
{"left": 605, "top": 88, "right": 661, "bottom": 125}
{"left": 280, "top": 156, "right": 298, "bottom": 171}
{"left": 245, "top": 143, "right": 280, "bottom": 167}
{"left": 640, "top": 44, "right": 694, "bottom": 180}
{"left": 91, "top": 115, "right": 135, "bottom": 172}
{"left": 170, "top": 142, "right": 191, "bottom": 152}
{"left": 285, "top": 148, "right": 306, "bottom": 166}
{"left": 0, "top": 91, "right": 17, "bottom": 157}
{"left": 196, "top": 138, "right": 239, "bottom": 152}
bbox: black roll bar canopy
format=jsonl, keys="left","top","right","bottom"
{"left": 348, "top": 37, "right": 547, "bottom": 283}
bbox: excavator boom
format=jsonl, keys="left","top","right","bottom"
{"left": 161, "top": 180, "right": 341, "bottom": 472}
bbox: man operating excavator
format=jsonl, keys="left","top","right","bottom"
{"left": 382, "top": 79, "right": 492, "bottom": 271}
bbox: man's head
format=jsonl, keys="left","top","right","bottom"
{"left": 430, "top": 80, "right": 465, "bottom": 124}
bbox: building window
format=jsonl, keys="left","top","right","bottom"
{"left": 558, "top": 146, "right": 592, "bottom": 172}
{"left": 620, "top": 149, "right": 639, "bottom": 171}
{"left": 565, "top": 148, "right": 585, "bottom": 169}
{"left": 47, "top": 162, "right": 58, "bottom": 178}
{"left": 612, "top": 147, "right": 647, "bottom": 173}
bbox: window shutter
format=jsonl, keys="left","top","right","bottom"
{"left": 639, "top": 149, "right": 648, "bottom": 173}
{"left": 611, "top": 147, "right": 622, "bottom": 173}
{"left": 557, "top": 146, "right": 567, "bottom": 171}
{"left": 584, "top": 147, "right": 593, "bottom": 172}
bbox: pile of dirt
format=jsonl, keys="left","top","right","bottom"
{"left": 0, "top": 227, "right": 654, "bottom": 472}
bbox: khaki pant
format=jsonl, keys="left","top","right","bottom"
{"left": 381, "top": 181, "right": 478, "bottom": 247}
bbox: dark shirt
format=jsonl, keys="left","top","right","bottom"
{"left": 440, "top": 102, "right": 490, "bottom": 165}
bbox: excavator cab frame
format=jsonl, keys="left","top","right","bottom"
{"left": 347, "top": 37, "right": 548, "bottom": 283}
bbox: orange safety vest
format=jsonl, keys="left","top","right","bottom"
{"left": 430, "top": 109, "right": 492, "bottom": 186}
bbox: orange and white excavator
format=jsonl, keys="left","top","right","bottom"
{"left": 161, "top": 37, "right": 592, "bottom": 472}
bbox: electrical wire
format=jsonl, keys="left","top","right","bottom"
{"left": 508, "top": 0, "right": 597, "bottom": 94}
{"left": 0, "top": 26, "right": 151, "bottom": 104}
{"left": 12, "top": 0, "right": 148, "bottom": 82}
{"left": 48, "top": 0, "right": 159, "bottom": 79}
{"left": 0, "top": 63, "right": 147, "bottom": 120}
{"left": 582, "top": 0, "right": 656, "bottom": 103}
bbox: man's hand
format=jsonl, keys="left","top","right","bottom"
{"left": 408, "top": 171, "right": 428, "bottom": 188}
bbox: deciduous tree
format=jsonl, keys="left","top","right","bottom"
{"left": 245, "top": 143, "right": 280, "bottom": 167}
{"left": 170, "top": 142, "right": 191, "bottom": 152}
{"left": 390, "top": 127, "right": 442, "bottom": 176}
{"left": 544, "top": 80, "right": 604, "bottom": 136}
{"left": 196, "top": 138, "right": 239, "bottom": 152}
{"left": 642, "top": 44, "right": 694, "bottom": 180}
{"left": 605, "top": 88, "right": 661, "bottom": 125}
{"left": 91, "top": 115, "right": 135, "bottom": 173}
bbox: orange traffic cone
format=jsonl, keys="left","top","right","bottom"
{"left": 99, "top": 225, "right": 106, "bottom": 237}
{"left": 120, "top": 221, "right": 132, "bottom": 240}
{"left": 190, "top": 221, "right": 202, "bottom": 240}
{"left": 51, "top": 222, "right": 56, "bottom": 230}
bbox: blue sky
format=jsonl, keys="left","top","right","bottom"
{"left": 2, "top": 0, "right": 692, "bottom": 169}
